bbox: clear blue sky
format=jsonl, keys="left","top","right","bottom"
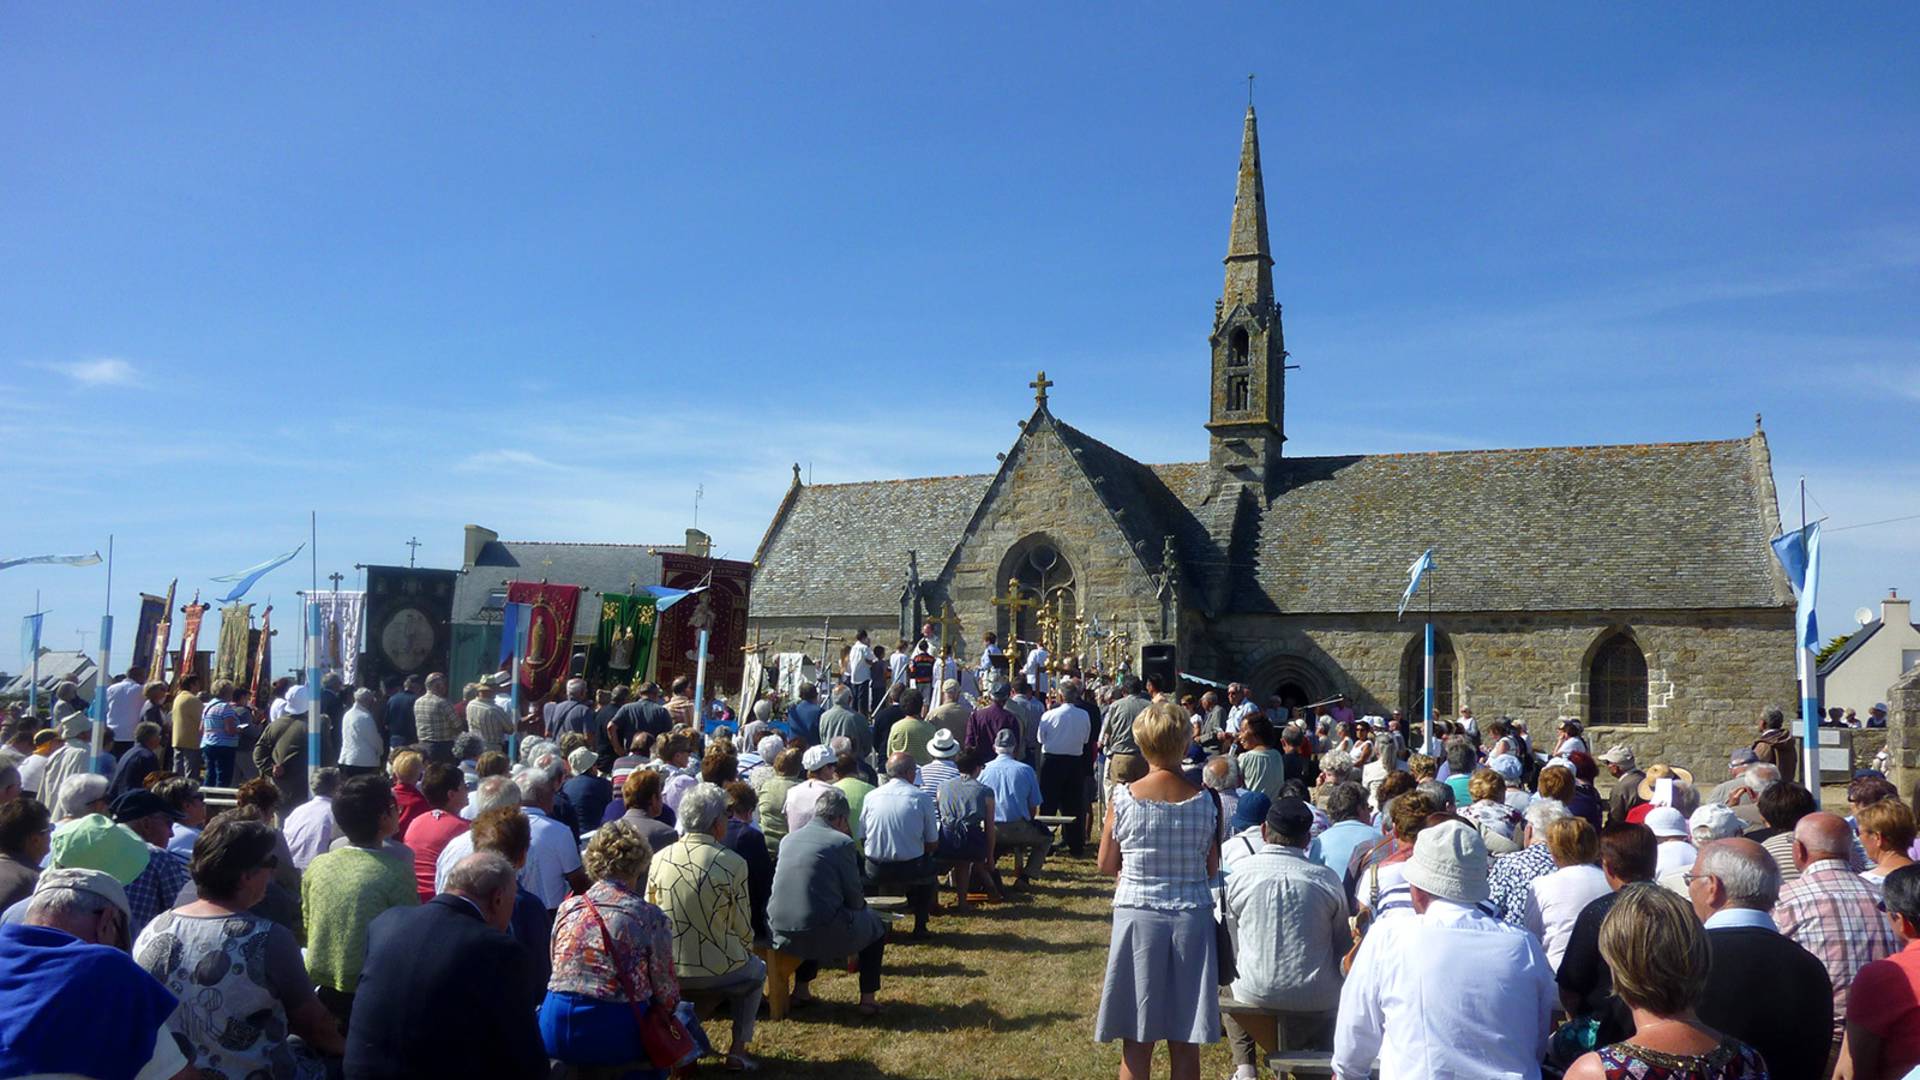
{"left": 4, "top": 5, "right": 1916, "bottom": 674}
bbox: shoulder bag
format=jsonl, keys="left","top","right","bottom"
{"left": 578, "top": 896, "right": 697, "bottom": 1070}
{"left": 1206, "top": 788, "right": 1236, "bottom": 986}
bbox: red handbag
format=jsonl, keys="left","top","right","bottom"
{"left": 578, "top": 897, "right": 697, "bottom": 1069}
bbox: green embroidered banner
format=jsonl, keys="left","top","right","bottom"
{"left": 591, "top": 593, "right": 658, "bottom": 687}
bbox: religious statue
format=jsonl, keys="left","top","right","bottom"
{"left": 610, "top": 624, "right": 636, "bottom": 671}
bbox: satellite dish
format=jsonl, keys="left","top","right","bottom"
{"left": 1856, "top": 607, "right": 1876, "bottom": 628}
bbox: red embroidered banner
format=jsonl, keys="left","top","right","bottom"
{"left": 507, "top": 580, "right": 581, "bottom": 701}
{"left": 654, "top": 554, "right": 753, "bottom": 698}
{"left": 176, "top": 599, "right": 208, "bottom": 686}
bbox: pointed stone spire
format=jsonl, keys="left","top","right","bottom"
{"left": 1222, "top": 105, "right": 1273, "bottom": 312}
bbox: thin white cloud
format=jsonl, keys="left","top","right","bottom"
{"left": 37, "top": 357, "right": 141, "bottom": 387}
{"left": 455, "top": 449, "right": 566, "bottom": 472}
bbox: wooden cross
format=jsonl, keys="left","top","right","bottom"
{"left": 739, "top": 625, "right": 766, "bottom": 655}
{"left": 1029, "top": 370, "right": 1054, "bottom": 406}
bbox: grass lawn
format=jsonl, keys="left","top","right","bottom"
{"left": 713, "top": 853, "right": 1237, "bottom": 1079}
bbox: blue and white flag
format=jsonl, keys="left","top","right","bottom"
{"left": 1769, "top": 523, "right": 1821, "bottom": 649}
{"left": 1397, "top": 548, "right": 1435, "bottom": 620}
{"left": 19, "top": 612, "right": 43, "bottom": 669}
{"left": 211, "top": 544, "right": 304, "bottom": 603}
{"left": 640, "top": 584, "right": 708, "bottom": 614}
{"left": 0, "top": 552, "right": 101, "bottom": 572}
{"left": 498, "top": 602, "right": 532, "bottom": 666}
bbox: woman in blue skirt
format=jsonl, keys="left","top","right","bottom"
{"left": 1096, "top": 699, "right": 1223, "bottom": 1080}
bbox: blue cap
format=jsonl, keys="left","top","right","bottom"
{"left": 1231, "top": 791, "right": 1272, "bottom": 833}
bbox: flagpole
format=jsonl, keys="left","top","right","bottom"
{"left": 90, "top": 536, "right": 114, "bottom": 774}
{"left": 28, "top": 590, "right": 41, "bottom": 717}
{"left": 1423, "top": 565, "right": 1434, "bottom": 756}
{"left": 1799, "top": 478, "right": 1820, "bottom": 787}
{"left": 692, "top": 628, "right": 711, "bottom": 732}
{"left": 306, "top": 513, "right": 323, "bottom": 784}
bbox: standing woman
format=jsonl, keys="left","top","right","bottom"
{"left": 1095, "top": 700, "right": 1222, "bottom": 1080}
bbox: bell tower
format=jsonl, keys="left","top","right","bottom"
{"left": 1206, "top": 104, "right": 1286, "bottom": 490}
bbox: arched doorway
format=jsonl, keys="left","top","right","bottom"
{"left": 1245, "top": 653, "right": 1334, "bottom": 716}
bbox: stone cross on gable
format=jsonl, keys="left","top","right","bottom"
{"left": 1030, "top": 370, "right": 1054, "bottom": 406}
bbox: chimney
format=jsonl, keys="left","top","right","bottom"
{"left": 463, "top": 525, "right": 498, "bottom": 568}
{"left": 684, "top": 528, "right": 712, "bottom": 559}
{"left": 1887, "top": 590, "right": 1912, "bottom": 630}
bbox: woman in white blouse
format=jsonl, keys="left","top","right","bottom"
{"left": 1524, "top": 815, "right": 1611, "bottom": 969}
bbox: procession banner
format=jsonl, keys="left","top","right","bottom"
{"left": 362, "top": 566, "right": 458, "bottom": 687}
{"left": 214, "top": 603, "right": 253, "bottom": 686}
{"left": 309, "top": 591, "right": 366, "bottom": 686}
{"left": 506, "top": 580, "right": 581, "bottom": 700}
{"left": 654, "top": 553, "right": 752, "bottom": 696}
{"left": 128, "top": 592, "right": 167, "bottom": 682}
{"left": 145, "top": 580, "right": 178, "bottom": 684}
{"left": 248, "top": 607, "right": 274, "bottom": 707}
{"left": 589, "top": 592, "right": 659, "bottom": 688}
{"left": 176, "top": 599, "right": 209, "bottom": 685}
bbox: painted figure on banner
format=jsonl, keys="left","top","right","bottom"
{"left": 505, "top": 580, "right": 580, "bottom": 700}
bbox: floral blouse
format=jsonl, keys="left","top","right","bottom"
{"left": 547, "top": 878, "right": 679, "bottom": 1010}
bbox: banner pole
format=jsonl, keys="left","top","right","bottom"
{"left": 509, "top": 604, "right": 526, "bottom": 762}
{"left": 1422, "top": 566, "right": 1435, "bottom": 755}
{"left": 90, "top": 537, "right": 114, "bottom": 773}
{"left": 306, "top": 600, "right": 323, "bottom": 785}
{"left": 692, "top": 628, "right": 711, "bottom": 732}
{"left": 28, "top": 590, "right": 40, "bottom": 717}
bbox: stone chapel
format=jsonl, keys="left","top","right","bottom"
{"left": 746, "top": 105, "right": 1798, "bottom": 776}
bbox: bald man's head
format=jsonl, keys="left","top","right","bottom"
{"left": 1794, "top": 811, "right": 1854, "bottom": 869}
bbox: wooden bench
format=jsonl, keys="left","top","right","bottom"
{"left": 1217, "top": 996, "right": 1370, "bottom": 1080}
{"left": 756, "top": 945, "right": 807, "bottom": 1021}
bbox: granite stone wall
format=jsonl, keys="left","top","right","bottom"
{"left": 1188, "top": 609, "right": 1795, "bottom": 782}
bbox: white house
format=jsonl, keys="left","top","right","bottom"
{"left": 1821, "top": 590, "right": 1920, "bottom": 717}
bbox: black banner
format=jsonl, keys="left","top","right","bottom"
{"left": 363, "top": 565, "right": 458, "bottom": 688}
{"left": 128, "top": 592, "right": 168, "bottom": 682}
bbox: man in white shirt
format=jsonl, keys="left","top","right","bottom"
{"left": 103, "top": 669, "right": 144, "bottom": 757}
{"left": 434, "top": 776, "right": 532, "bottom": 890}
{"left": 465, "top": 679, "right": 512, "bottom": 754}
{"left": 1224, "top": 797, "right": 1350, "bottom": 1075}
{"left": 337, "top": 688, "right": 385, "bottom": 777}
{"left": 861, "top": 753, "right": 940, "bottom": 937}
{"left": 1037, "top": 684, "right": 1093, "bottom": 856}
{"left": 846, "top": 629, "right": 878, "bottom": 715}
{"left": 512, "top": 770, "right": 588, "bottom": 909}
{"left": 284, "top": 767, "right": 342, "bottom": 871}
{"left": 1335, "top": 820, "right": 1555, "bottom": 1079}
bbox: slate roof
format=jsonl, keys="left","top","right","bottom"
{"left": 1247, "top": 438, "right": 1790, "bottom": 613}
{"left": 2, "top": 650, "right": 99, "bottom": 700}
{"left": 750, "top": 426, "right": 1792, "bottom": 620}
{"left": 454, "top": 540, "right": 683, "bottom": 637}
{"left": 750, "top": 473, "right": 994, "bottom": 618}
{"left": 1818, "top": 620, "right": 1883, "bottom": 677}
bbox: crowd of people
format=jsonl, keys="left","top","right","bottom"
{"left": 1, "top": 654, "right": 1917, "bottom": 1080}
{"left": 1100, "top": 685, "right": 1920, "bottom": 1080}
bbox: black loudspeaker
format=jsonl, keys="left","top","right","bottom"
{"left": 568, "top": 648, "right": 589, "bottom": 680}
{"left": 1140, "top": 644, "right": 1178, "bottom": 691}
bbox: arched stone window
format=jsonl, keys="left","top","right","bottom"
{"left": 1589, "top": 632, "right": 1649, "bottom": 726}
{"left": 1228, "top": 327, "right": 1250, "bottom": 367}
{"left": 1001, "top": 540, "right": 1075, "bottom": 649}
{"left": 1400, "top": 631, "right": 1457, "bottom": 722}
